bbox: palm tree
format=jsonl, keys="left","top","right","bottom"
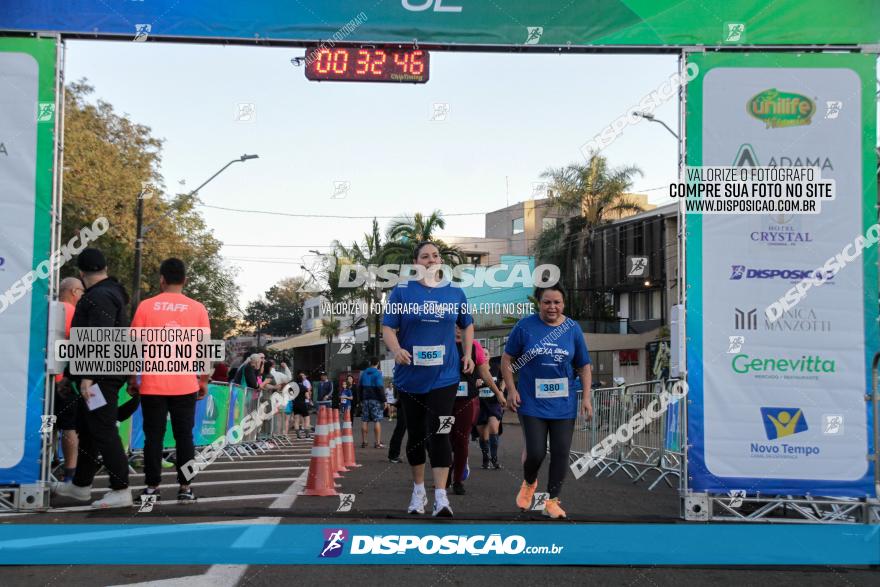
{"left": 382, "top": 210, "right": 465, "bottom": 265}
{"left": 332, "top": 218, "right": 384, "bottom": 355}
{"left": 532, "top": 152, "right": 644, "bottom": 319}
{"left": 319, "top": 317, "right": 341, "bottom": 371}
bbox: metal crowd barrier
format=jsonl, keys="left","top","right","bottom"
{"left": 572, "top": 379, "right": 685, "bottom": 491}
{"left": 117, "top": 381, "right": 297, "bottom": 466}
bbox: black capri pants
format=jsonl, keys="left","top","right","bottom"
{"left": 519, "top": 414, "right": 576, "bottom": 499}
{"left": 399, "top": 383, "right": 458, "bottom": 468}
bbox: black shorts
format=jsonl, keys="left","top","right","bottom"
{"left": 292, "top": 402, "right": 310, "bottom": 417}
{"left": 477, "top": 400, "right": 504, "bottom": 425}
{"left": 54, "top": 388, "right": 78, "bottom": 431}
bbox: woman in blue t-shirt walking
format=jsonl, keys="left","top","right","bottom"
{"left": 382, "top": 241, "right": 475, "bottom": 517}
{"left": 501, "top": 284, "right": 593, "bottom": 519}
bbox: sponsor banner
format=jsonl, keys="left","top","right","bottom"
{"left": 685, "top": 53, "right": 878, "bottom": 495}
{"left": 125, "top": 383, "right": 232, "bottom": 450}
{"left": 0, "top": 524, "right": 877, "bottom": 565}
{"left": 1, "top": 2, "right": 878, "bottom": 46}
{"left": 0, "top": 37, "right": 56, "bottom": 484}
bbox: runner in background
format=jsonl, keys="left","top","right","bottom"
{"left": 385, "top": 382, "right": 397, "bottom": 420}
{"left": 448, "top": 327, "right": 503, "bottom": 494}
{"left": 290, "top": 373, "right": 311, "bottom": 439}
{"left": 297, "top": 371, "right": 313, "bottom": 434}
{"left": 54, "top": 276, "right": 84, "bottom": 483}
{"left": 386, "top": 384, "right": 407, "bottom": 464}
{"left": 129, "top": 258, "right": 211, "bottom": 504}
{"left": 476, "top": 365, "right": 507, "bottom": 470}
{"left": 501, "top": 284, "right": 592, "bottom": 520}
{"left": 382, "top": 241, "right": 474, "bottom": 517}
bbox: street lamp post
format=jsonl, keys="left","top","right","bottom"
{"left": 633, "top": 111, "right": 679, "bottom": 139}
{"left": 131, "top": 154, "right": 258, "bottom": 316}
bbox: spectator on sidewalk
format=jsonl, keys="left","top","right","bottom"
{"left": 129, "top": 258, "right": 211, "bottom": 504}
{"left": 52, "top": 248, "right": 132, "bottom": 508}
{"left": 54, "top": 276, "right": 84, "bottom": 483}
{"left": 210, "top": 360, "right": 229, "bottom": 382}
{"left": 359, "top": 357, "right": 386, "bottom": 449}
{"left": 317, "top": 372, "right": 333, "bottom": 406}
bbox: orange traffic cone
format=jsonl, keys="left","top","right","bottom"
{"left": 334, "top": 409, "right": 349, "bottom": 473}
{"left": 327, "top": 407, "right": 343, "bottom": 478}
{"left": 342, "top": 408, "right": 361, "bottom": 468}
{"left": 299, "top": 406, "right": 337, "bottom": 496}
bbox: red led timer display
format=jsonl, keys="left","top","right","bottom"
{"left": 305, "top": 47, "right": 430, "bottom": 83}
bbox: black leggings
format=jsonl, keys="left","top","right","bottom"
{"left": 399, "top": 383, "right": 457, "bottom": 468}
{"left": 519, "top": 414, "right": 575, "bottom": 499}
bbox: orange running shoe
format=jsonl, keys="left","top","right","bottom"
{"left": 515, "top": 480, "right": 538, "bottom": 510}
{"left": 542, "top": 497, "right": 566, "bottom": 519}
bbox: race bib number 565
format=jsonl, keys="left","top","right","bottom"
{"left": 413, "top": 345, "right": 444, "bottom": 366}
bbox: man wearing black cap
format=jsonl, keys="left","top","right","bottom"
{"left": 53, "top": 247, "right": 133, "bottom": 508}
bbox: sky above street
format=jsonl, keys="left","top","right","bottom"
{"left": 66, "top": 40, "right": 681, "bottom": 305}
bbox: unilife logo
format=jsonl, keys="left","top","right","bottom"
{"left": 748, "top": 89, "right": 815, "bottom": 128}
{"left": 319, "top": 529, "right": 348, "bottom": 558}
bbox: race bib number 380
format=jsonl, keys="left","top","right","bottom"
{"left": 535, "top": 378, "right": 568, "bottom": 399}
{"left": 413, "top": 345, "right": 444, "bottom": 366}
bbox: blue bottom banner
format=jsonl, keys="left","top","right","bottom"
{"left": 0, "top": 524, "right": 878, "bottom": 565}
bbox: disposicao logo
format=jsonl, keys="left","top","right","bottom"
{"left": 319, "top": 529, "right": 348, "bottom": 558}
{"left": 760, "top": 407, "right": 808, "bottom": 440}
{"left": 728, "top": 265, "right": 834, "bottom": 282}
{"left": 748, "top": 89, "right": 815, "bottom": 129}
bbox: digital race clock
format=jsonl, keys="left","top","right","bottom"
{"left": 304, "top": 46, "right": 429, "bottom": 83}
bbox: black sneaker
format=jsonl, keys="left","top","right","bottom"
{"left": 491, "top": 457, "right": 501, "bottom": 470}
{"left": 388, "top": 456, "right": 403, "bottom": 463}
{"left": 481, "top": 454, "right": 490, "bottom": 469}
{"left": 295, "top": 430, "right": 303, "bottom": 439}
{"left": 140, "top": 487, "right": 161, "bottom": 503}
{"left": 452, "top": 482, "right": 466, "bottom": 495}
{"left": 177, "top": 488, "right": 197, "bottom": 503}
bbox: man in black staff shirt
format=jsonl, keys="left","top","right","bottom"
{"left": 53, "top": 248, "right": 133, "bottom": 508}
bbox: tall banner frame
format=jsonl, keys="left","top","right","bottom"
{"left": 0, "top": 36, "right": 58, "bottom": 504}
{"left": 684, "top": 52, "right": 879, "bottom": 502}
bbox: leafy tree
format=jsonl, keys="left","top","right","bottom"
{"left": 532, "top": 153, "right": 643, "bottom": 319}
{"left": 62, "top": 80, "right": 240, "bottom": 336}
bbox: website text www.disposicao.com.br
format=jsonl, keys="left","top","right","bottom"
{"left": 319, "top": 531, "right": 564, "bottom": 558}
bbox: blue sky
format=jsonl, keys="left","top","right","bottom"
{"left": 65, "top": 40, "right": 681, "bottom": 305}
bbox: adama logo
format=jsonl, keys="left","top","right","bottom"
{"left": 319, "top": 528, "right": 347, "bottom": 558}
{"left": 747, "top": 89, "right": 814, "bottom": 129}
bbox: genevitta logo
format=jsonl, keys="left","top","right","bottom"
{"left": 728, "top": 265, "right": 834, "bottom": 282}
{"left": 319, "top": 528, "right": 348, "bottom": 558}
{"left": 731, "top": 354, "right": 836, "bottom": 378}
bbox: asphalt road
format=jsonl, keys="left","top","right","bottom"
{"left": 1, "top": 416, "right": 876, "bottom": 586}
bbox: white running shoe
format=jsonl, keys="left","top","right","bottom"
{"left": 92, "top": 489, "right": 133, "bottom": 509}
{"left": 432, "top": 494, "right": 454, "bottom": 518}
{"left": 52, "top": 482, "right": 91, "bottom": 502}
{"left": 407, "top": 490, "right": 428, "bottom": 515}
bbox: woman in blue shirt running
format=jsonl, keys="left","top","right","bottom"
{"left": 501, "top": 284, "right": 592, "bottom": 519}
{"left": 382, "top": 241, "right": 475, "bottom": 518}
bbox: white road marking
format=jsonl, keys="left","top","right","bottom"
{"left": 95, "top": 465, "right": 308, "bottom": 479}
